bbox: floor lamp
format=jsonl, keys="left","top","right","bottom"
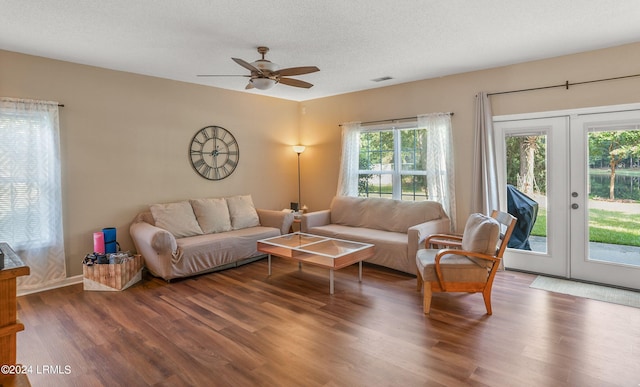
{"left": 293, "top": 145, "right": 306, "bottom": 211}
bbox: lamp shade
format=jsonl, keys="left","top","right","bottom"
{"left": 293, "top": 145, "right": 306, "bottom": 154}
{"left": 250, "top": 78, "right": 276, "bottom": 90}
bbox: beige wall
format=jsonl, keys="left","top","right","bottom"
{"left": 299, "top": 42, "right": 640, "bottom": 228}
{"left": 1, "top": 50, "right": 301, "bottom": 278}
{"left": 2, "top": 41, "right": 640, "bottom": 279}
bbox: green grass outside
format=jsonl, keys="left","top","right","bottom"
{"left": 530, "top": 207, "right": 640, "bottom": 247}
{"left": 590, "top": 168, "right": 640, "bottom": 177}
{"left": 530, "top": 210, "right": 546, "bottom": 237}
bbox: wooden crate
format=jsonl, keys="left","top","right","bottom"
{"left": 83, "top": 254, "right": 143, "bottom": 291}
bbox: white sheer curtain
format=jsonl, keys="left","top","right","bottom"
{"left": 336, "top": 121, "right": 362, "bottom": 196}
{"left": 471, "top": 92, "right": 500, "bottom": 215}
{"left": 0, "top": 98, "right": 66, "bottom": 291}
{"left": 418, "top": 113, "right": 457, "bottom": 231}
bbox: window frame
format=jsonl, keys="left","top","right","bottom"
{"left": 357, "top": 121, "right": 428, "bottom": 201}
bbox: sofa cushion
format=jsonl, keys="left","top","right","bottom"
{"left": 226, "top": 195, "right": 260, "bottom": 230}
{"left": 190, "top": 197, "right": 232, "bottom": 234}
{"left": 461, "top": 213, "right": 500, "bottom": 255}
{"left": 363, "top": 198, "right": 444, "bottom": 233}
{"left": 150, "top": 201, "right": 203, "bottom": 238}
{"left": 329, "top": 196, "right": 367, "bottom": 227}
{"left": 167, "top": 226, "right": 280, "bottom": 279}
{"left": 329, "top": 196, "right": 445, "bottom": 233}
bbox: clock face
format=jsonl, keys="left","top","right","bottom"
{"left": 189, "top": 126, "right": 239, "bottom": 180}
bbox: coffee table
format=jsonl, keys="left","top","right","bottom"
{"left": 257, "top": 232, "right": 375, "bottom": 294}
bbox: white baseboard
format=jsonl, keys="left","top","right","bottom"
{"left": 17, "top": 275, "right": 84, "bottom": 297}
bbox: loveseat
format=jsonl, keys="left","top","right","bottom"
{"left": 301, "top": 196, "right": 450, "bottom": 275}
{"left": 130, "top": 195, "right": 294, "bottom": 281}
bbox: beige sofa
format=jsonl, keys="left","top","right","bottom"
{"left": 130, "top": 195, "right": 294, "bottom": 281}
{"left": 301, "top": 196, "right": 450, "bottom": 275}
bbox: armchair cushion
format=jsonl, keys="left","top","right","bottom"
{"left": 461, "top": 213, "right": 500, "bottom": 255}
{"left": 150, "top": 201, "right": 203, "bottom": 238}
{"left": 416, "top": 249, "right": 488, "bottom": 283}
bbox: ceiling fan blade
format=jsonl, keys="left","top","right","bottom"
{"left": 245, "top": 82, "right": 254, "bottom": 90}
{"left": 232, "top": 57, "right": 262, "bottom": 75}
{"left": 275, "top": 66, "right": 320, "bottom": 77}
{"left": 197, "top": 74, "right": 250, "bottom": 77}
{"left": 279, "top": 77, "right": 314, "bottom": 89}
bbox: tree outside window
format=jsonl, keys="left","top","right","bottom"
{"left": 358, "top": 127, "right": 428, "bottom": 201}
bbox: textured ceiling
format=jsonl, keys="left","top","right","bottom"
{"left": 2, "top": 0, "right": 640, "bottom": 101}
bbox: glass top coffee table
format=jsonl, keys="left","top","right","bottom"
{"left": 257, "top": 232, "right": 375, "bottom": 294}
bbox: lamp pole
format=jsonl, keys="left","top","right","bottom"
{"left": 293, "top": 145, "right": 306, "bottom": 210}
{"left": 297, "top": 152, "right": 301, "bottom": 208}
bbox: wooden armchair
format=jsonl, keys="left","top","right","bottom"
{"left": 416, "top": 210, "right": 516, "bottom": 315}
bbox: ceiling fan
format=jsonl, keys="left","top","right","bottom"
{"left": 197, "top": 46, "right": 320, "bottom": 90}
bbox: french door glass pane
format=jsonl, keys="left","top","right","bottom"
{"left": 587, "top": 128, "right": 640, "bottom": 267}
{"left": 505, "top": 134, "right": 547, "bottom": 253}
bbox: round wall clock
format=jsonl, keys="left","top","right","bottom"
{"left": 189, "top": 125, "right": 239, "bottom": 180}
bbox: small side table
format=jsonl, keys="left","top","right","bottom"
{"left": 289, "top": 218, "right": 302, "bottom": 233}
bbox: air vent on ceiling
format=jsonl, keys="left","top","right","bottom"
{"left": 371, "top": 76, "right": 393, "bottom": 82}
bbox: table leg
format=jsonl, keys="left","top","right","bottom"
{"left": 358, "top": 261, "right": 362, "bottom": 282}
{"left": 329, "top": 269, "right": 334, "bottom": 295}
{"left": 268, "top": 254, "right": 272, "bottom": 276}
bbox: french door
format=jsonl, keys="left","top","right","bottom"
{"left": 494, "top": 116, "right": 570, "bottom": 277}
{"left": 494, "top": 104, "right": 640, "bottom": 290}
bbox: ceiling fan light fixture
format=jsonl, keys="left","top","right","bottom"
{"left": 250, "top": 77, "right": 276, "bottom": 90}
{"left": 251, "top": 59, "right": 278, "bottom": 73}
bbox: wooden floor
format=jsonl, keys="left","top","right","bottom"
{"left": 14, "top": 258, "right": 640, "bottom": 386}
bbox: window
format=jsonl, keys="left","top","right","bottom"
{"left": 358, "top": 126, "right": 429, "bottom": 201}
{"left": 0, "top": 98, "right": 66, "bottom": 290}
{"left": 0, "top": 109, "right": 56, "bottom": 247}
{"left": 338, "top": 113, "right": 455, "bottom": 230}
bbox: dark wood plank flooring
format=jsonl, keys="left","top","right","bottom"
{"left": 14, "top": 258, "right": 640, "bottom": 386}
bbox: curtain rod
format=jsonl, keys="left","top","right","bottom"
{"left": 339, "top": 112, "right": 454, "bottom": 127}
{"left": 487, "top": 73, "right": 640, "bottom": 96}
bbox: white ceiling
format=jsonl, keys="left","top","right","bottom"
{"left": 3, "top": 0, "right": 640, "bottom": 102}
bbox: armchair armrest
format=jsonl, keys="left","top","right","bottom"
{"left": 407, "top": 217, "right": 451, "bottom": 274}
{"left": 425, "top": 233, "right": 463, "bottom": 248}
{"left": 301, "top": 210, "right": 331, "bottom": 232}
{"left": 257, "top": 209, "right": 294, "bottom": 235}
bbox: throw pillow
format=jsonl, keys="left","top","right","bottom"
{"left": 226, "top": 194, "right": 260, "bottom": 230}
{"left": 150, "top": 201, "right": 203, "bottom": 238}
{"left": 461, "top": 213, "right": 500, "bottom": 255}
{"left": 190, "top": 197, "right": 232, "bottom": 234}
